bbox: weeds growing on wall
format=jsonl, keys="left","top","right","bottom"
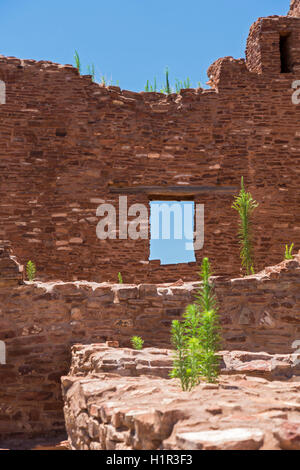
{"left": 73, "top": 51, "right": 116, "bottom": 85}
{"left": 118, "top": 272, "right": 123, "bottom": 284}
{"left": 145, "top": 77, "right": 158, "bottom": 92}
{"left": 26, "top": 261, "right": 36, "bottom": 282}
{"left": 145, "top": 67, "right": 202, "bottom": 94}
{"left": 100, "top": 75, "right": 113, "bottom": 86}
{"left": 232, "top": 177, "right": 259, "bottom": 276}
{"left": 73, "top": 52, "right": 202, "bottom": 92}
{"left": 170, "top": 258, "right": 221, "bottom": 391}
{"left": 285, "top": 243, "right": 294, "bottom": 260}
{"left": 131, "top": 336, "right": 144, "bottom": 350}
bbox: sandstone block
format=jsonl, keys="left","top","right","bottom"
{"left": 176, "top": 428, "right": 264, "bottom": 450}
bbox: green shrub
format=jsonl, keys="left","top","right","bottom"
{"left": 232, "top": 177, "right": 259, "bottom": 275}
{"left": 197, "top": 258, "right": 221, "bottom": 383}
{"left": 118, "top": 272, "right": 123, "bottom": 284}
{"left": 131, "top": 336, "right": 144, "bottom": 350}
{"left": 170, "top": 258, "right": 221, "bottom": 390}
{"left": 285, "top": 243, "right": 294, "bottom": 260}
{"left": 198, "top": 309, "right": 221, "bottom": 383}
{"left": 170, "top": 319, "right": 191, "bottom": 390}
{"left": 26, "top": 260, "right": 36, "bottom": 281}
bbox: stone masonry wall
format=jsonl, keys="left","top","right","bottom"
{"left": 61, "top": 345, "right": 300, "bottom": 450}
{"left": 289, "top": 0, "right": 300, "bottom": 17}
{"left": 0, "top": 2, "right": 300, "bottom": 283}
{"left": 0, "top": 252, "right": 299, "bottom": 439}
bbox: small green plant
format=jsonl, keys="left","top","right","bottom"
{"left": 170, "top": 258, "right": 221, "bottom": 390}
{"left": 285, "top": 243, "right": 294, "bottom": 260}
{"left": 74, "top": 50, "right": 81, "bottom": 74}
{"left": 87, "top": 63, "right": 96, "bottom": 82}
{"left": 131, "top": 336, "right": 144, "bottom": 350}
{"left": 232, "top": 177, "right": 259, "bottom": 276}
{"left": 164, "top": 67, "right": 171, "bottom": 94}
{"left": 118, "top": 272, "right": 123, "bottom": 284}
{"left": 26, "top": 260, "right": 36, "bottom": 281}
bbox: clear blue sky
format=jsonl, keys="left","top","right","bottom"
{"left": 0, "top": 0, "right": 287, "bottom": 91}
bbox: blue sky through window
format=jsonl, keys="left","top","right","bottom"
{"left": 149, "top": 201, "right": 196, "bottom": 265}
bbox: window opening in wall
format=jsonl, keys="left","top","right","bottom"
{"left": 280, "top": 33, "right": 292, "bottom": 73}
{"left": 149, "top": 200, "right": 196, "bottom": 265}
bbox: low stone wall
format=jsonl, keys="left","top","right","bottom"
{"left": 62, "top": 345, "right": 300, "bottom": 450}
{"left": 0, "top": 252, "right": 300, "bottom": 439}
{"left": 68, "top": 343, "right": 300, "bottom": 382}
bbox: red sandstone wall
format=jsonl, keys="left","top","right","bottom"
{"left": 0, "top": 10, "right": 300, "bottom": 283}
{"left": 0, "top": 253, "right": 299, "bottom": 439}
{"left": 289, "top": 0, "right": 300, "bottom": 17}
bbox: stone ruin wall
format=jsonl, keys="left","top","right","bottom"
{"left": 0, "top": 246, "right": 299, "bottom": 440}
{"left": 0, "top": 3, "right": 300, "bottom": 283}
{"left": 0, "top": 0, "right": 300, "bottom": 446}
{"left": 289, "top": 0, "right": 300, "bottom": 17}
